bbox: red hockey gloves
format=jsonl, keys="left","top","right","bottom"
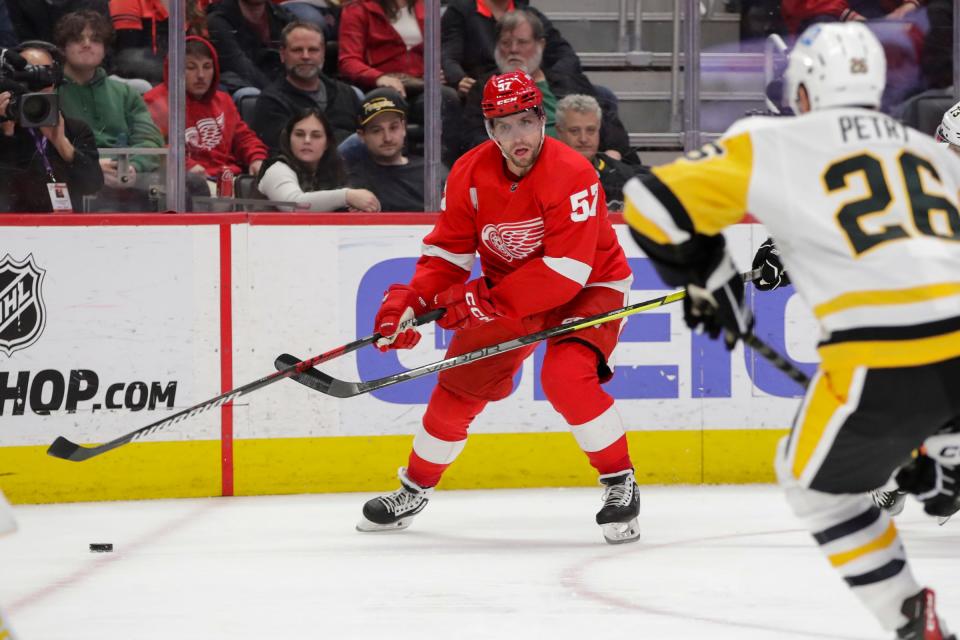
{"left": 752, "top": 238, "right": 791, "bottom": 291}
{"left": 433, "top": 278, "right": 501, "bottom": 331}
{"left": 374, "top": 284, "right": 429, "bottom": 351}
{"left": 684, "top": 251, "right": 754, "bottom": 350}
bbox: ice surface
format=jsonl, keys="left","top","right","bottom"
{"left": 0, "top": 485, "right": 956, "bottom": 640}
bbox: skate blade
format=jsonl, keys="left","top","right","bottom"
{"left": 601, "top": 519, "right": 640, "bottom": 545}
{"left": 938, "top": 515, "right": 952, "bottom": 526}
{"left": 888, "top": 496, "right": 906, "bottom": 517}
{"left": 356, "top": 515, "right": 414, "bottom": 532}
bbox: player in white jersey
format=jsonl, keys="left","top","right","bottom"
{"left": 622, "top": 22, "right": 960, "bottom": 640}
{"left": 937, "top": 100, "right": 960, "bottom": 154}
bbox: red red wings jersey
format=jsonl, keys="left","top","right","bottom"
{"left": 410, "top": 137, "right": 633, "bottom": 320}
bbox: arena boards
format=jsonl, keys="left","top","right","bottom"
{"left": 0, "top": 214, "right": 810, "bottom": 503}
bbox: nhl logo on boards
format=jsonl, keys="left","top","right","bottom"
{"left": 0, "top": 254, "right": 47, "bottom": 357}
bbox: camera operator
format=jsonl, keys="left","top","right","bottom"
{"left": 0, "top": 44, "right": 103, "bottom": 212}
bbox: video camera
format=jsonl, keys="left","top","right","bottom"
{"left": 0, "top": 48, "right": 60, "bottom": 128}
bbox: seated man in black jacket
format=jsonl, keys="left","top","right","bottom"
{"left": 251, "top": 21, "right": 360, "bottom": 152}
{"left": 0, "top": 45, "right": 103, "bottom": 212}
{"left": 441, "top": 0, "right": 580, "bottom": 100}
{"left": 555, "top": 94, "right": 648, "bottom": 212}
{"left": 207, "top": 0, "right": 293, "bottom": 95}
{"left": 458, "top": 9, "right": 632, "bottom": 161}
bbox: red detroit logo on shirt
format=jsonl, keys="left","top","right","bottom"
{"left": 185, "top": 113, "right": 225, "bottom": 151}
{"left": 481, "top": 218, "right": 544, "bottom": 262}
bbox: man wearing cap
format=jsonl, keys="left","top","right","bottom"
{"left": 345, "top": 88, "right": 439, "bottom": 212}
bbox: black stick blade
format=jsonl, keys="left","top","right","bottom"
{"left": 47, "top": 436, "right": 91, "bottom": 462}
{"left": 275, "top": 353, "right": 335, "bottom": 394}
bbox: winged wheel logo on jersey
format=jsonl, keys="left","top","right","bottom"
{"left": 0, "top": 254, "right": 47, "bottom": 357}
{"left": 481, "top": 218, "right": 545, "bottom": 262}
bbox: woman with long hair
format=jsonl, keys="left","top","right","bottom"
{"left": 258, "top": 107, "right": 380, "bottom": 212}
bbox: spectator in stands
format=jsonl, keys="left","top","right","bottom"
{"left": 0, "top": 44, "right": 103, "bottom": 212}
{"left": 251, "top": 21, "right": 360, "bottom": 152}
{"left": 346, "top": 88, "right": 433, "bottom": 211}
{"left": 282, "top": 0, "right": 340, "bottom": 42}
{"left": 258, "top": 106, "right": 380, "bottom": 211}
{"left": 187, "top": 0, "right": 209, "bottom": 36}
{"left": 54, "top": 10, "right": 164, "bottom": 208}
{"left": 338, "top": 0, "right": 462, "bottom": 164}
{"left": 207, "top": 0, "right": 293, "bottom": 95}
{"left": 108, "top": 0, "right": 168, "bottom": 85}
{"left": 9, "top": 0, "right": 108, "bottom": 44}
{"left": 921, "top": 0, "right": 952, "bottom": 90}
{"left": 338, "top": 0, "right": 426, "bottom": 96}
{"left": 144, "top": 36, "right": 269, "bottom": 204}
{"left": 459, "top": 10, "right": 631, "bottom": 160}
{"left": 780, "top": 0, "right": 924, "bottom": 34}
{"left": 0, "top": 1, "right": 17, "bottom": 49}
{"left": 441, "top": 0, "right": 580, "bottom": 100}
{"left": 555, "top": 94, "right": 647, "bottom": 212}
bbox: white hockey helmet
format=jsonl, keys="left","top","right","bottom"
{"left": 784, "top": 22, "right": 886, "bottom": 114}
{"left": 935, "top": 100, "right": 960, "bottom": 149}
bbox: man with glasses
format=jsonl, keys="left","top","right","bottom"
{"left": 458, "top": 9, "right": 631, "bottom": 161}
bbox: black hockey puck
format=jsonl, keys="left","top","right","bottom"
{"left": 89, "top": 543, "right": 113, "bottom": 552}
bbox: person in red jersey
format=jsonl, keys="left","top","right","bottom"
{"left": 359, "top": 70, "right": 641, "bottom": 545}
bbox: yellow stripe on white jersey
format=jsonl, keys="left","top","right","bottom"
{"left": 818, "top": 328, "right": 960, "bottom": 370}
{"left": 623, "top": 109, "right": 960, "bottom": 370}
{"left": 650, "top": 132, "right": 754, "bottom": 236}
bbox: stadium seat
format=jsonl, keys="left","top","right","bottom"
{"left": 237, "top": 94, "right": 260, "bottom": 127}
{"left": 897, "top": 90, "right": 955, "bottom": 137}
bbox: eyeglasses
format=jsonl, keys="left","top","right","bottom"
{"left": 498, "top": 37, "right": 536, "bottom": 49}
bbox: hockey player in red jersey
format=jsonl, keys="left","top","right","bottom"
{"left": 359, "top": 71, "right": 641, "bottom": 544}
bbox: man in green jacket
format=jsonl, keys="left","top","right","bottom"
{"left": 54, "top": 9, "right": 164, "bottom": 209}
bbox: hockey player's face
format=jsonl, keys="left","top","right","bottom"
{"left": 491, "top": 110, "right": 543, "bottom": 170}
{"left": 556, "top": 110, "right": 600, "bottom": 160}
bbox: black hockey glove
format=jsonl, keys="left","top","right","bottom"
{"left": 895, "top": 454, "right": 960, "bottom": 519}
{"left": 684, "top": 251, "right": 754, "bottom": 350}
{"left": 751, "top": 238, "right": 791, "bottom": 291}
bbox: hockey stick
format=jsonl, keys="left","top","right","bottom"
{"left": 742, "top": 333, "right": 810, "bottom": 388}
{"left": 46, "top": 309, "right": 445, "bottom": 462}
{"left": 276, "top": 270, "right": 769, "bottom": 399}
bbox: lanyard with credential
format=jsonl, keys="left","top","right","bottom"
{"left": 30, "top": 129, "right": 56, "bottom": 182}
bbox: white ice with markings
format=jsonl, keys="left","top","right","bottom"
{"left": 0, "top": 485, "right": 956, "bottom": 640}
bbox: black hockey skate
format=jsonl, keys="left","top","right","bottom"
{"left": 871, "top": 488, "right": 908, "bottom": 516}
{"left": 357, "top": 467, "right": 433, "bottom": 532}
{"left": 896, "top": 589, "right": 956, "bottom": 640}
{"left": 595, "top": 469, "right": 641, "bottom": 545}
